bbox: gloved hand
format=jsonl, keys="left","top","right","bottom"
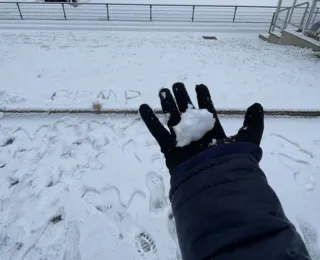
{"left": 139, "top": 82, "right": 264, "bottom": 173}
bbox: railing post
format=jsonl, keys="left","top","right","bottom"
{"left": 16, "top": 3, "right": 23, "bottom": 20}
{"left": 299, "top": 2, "right": 309, "bottom": 30}
{"left": 150, "top": 5, "right": 152, "bottom": 21}
{"left": 192, "top": 5, "right": 195, "bottom": 22}
{"left": 61, "top": 3, "right": 67, "bottom": 20}
{"left": 106, "top": 4, "right": 110, "bottom": 21}
{"left": 303, "top": 0, "right": 316, "bottom": 33}
{"left": 233, "top": 6, "right": 238, "bottom": 22}
{"left": 287, "top": 0, "right": 297, "bottom": 26}
{"left": 272, "top": 0, "right": 282, "bottom": 31}
{"left": 282, "top": 8, "right": 291, "bottom": 29}
{"left": 312, "top": 8, "right": 319, "bottom": 24}
{"left": 269, "top": 12, "right": 275, "bottom": 33}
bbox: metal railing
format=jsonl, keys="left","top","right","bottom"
{"left": 270, "top": 1, "right": 320, "bottom": 32}
{"left": 0, "top": 2, "right": 279, "bottom": 23}
{"left": 284, "top": 1, "right": 309, "bottom": 29}
{"left": 303, "top": 0, "right": 320, "bottom": 32}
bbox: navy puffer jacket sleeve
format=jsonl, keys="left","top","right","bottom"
{"left": 169, "top": 142, "right": 310, "bottom": 260}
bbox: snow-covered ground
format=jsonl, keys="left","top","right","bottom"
{"left": 0, "top": 113, "right": 320, "bottom": 260}
{"left": 1, "top": 30, "right": 319, "bottom": 111}
{"left": 1, "top": 0, "right": 320, "bottom": 258}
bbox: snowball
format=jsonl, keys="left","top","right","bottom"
{"left": 173, "top": 109, "right": 215, "bottom": 147}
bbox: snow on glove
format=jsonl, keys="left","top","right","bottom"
{"left": 139, "top": 82, "right": 264, "bottom": 173}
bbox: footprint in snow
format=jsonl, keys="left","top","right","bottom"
{"left": 145, "top": 172, "right": 167, "bottom": 213}
{"left": 134, "top": 231, "right": 158, "bottom": 260}
{"left": 0, "top": 136, "right": 14, "bottom": 147}
{"left": 167, "top": 210, "right": 182, "bottom": 260}
{"left": 63, "top": 220, "right": 82, "bottom": 260}
{"left": 88, "top": 128, "right": 110, "bottom": 150}
{"left": 82, "top": 186, "right": 126, "bottom": 223}
{"left": 122, "top": 139, "right": 142, "bottom": 163}
{"left": 0, "top": 91, "right": 26, "bottom": 105}
{"left": 269, "top": 133, "right": 317, "bottom": 191}
{"left": 298, "top": 219, "right": 320, "bottom": 260}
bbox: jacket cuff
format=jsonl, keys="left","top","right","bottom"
{"left": 171, "top": 142, "right": 262, "bottom": 179}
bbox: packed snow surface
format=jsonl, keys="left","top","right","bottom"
{"left": 174, "top": 109, "right": 215, "bottom": 147}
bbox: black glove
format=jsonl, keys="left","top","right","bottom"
{"left": 139, "top": 82, "right": 264, "bottom": 173}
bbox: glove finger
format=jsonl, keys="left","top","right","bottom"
{"left": 159, "top": 88, "right": 180, "bottom": 128}
{"left": 139, "top": 104, "right": 175, "bottom": 152}
{"left": 195, "top": 84, "right": 215, "bottom": 112}
{"left": 172, "top": 82, "right": 194, "bottom": 113}
{"left": 196, "top": 84, "right": 227, "bottom": 139}
{"left": 238, "top": 103, "right": 264, "bottom": 145}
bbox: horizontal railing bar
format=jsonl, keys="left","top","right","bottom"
{"left": 235, "top": 11, "right": 274, "bottom": 13}
{"left": 0, "top": 2, "right": 279, "bottom": 8}
{"left": 195, "top": 10, "right": 235, "bottom": 12}
{"left": 110, "top": 11, "right": 187, "bottom": 14}
{"left": 236, "top": 14, "right": 273, "bottom": 17}
{"left": 62, "top": 8, "right": 110, "bottom": 10}
{"left": 150, "top": 8, "right": 192, "bottom": 10}
{"left": 63, "top": 12, "right": 109, "bottom": 14}
{"left": 106, "top": 11, "right": 149, "bottom": 13}
{"left": 194, "top": 15, "right": 234, "bottom": 16}
{"left": 65, "top": 15, "right": 146, "bottom": 18}
{"left": 191, "top": 13, "right": 234, "bottom": 15}
{"left": 20, "top": 18, "right": 65, "bottom": 20}
{"left": 66, "top": 10, "right": 105, "bottom": 15}
{"left": 194, "top": 9, "right": 235, "bottom": 11}
{"left": 65, "top": 13, "right": 142, "bottom": 15}
{"left": 0, "top": 18, "right": 270, "bottom": 23}
{"left": 150, "top": 14, "right": 191, "bottom": 16}
{"left": 194, "top": 20, "right": 236, "bottom": 22}
{"left": 66, "top": 12, "right": 146, "bottom": 15}
{"left": 19, "top": 11, "right": 63, "bottom": 12}
{"left": 20, "top": 14, "right": 64, "bottom": 16}
{"left": 17, "top": 13, "right": 63, "bottom": 14}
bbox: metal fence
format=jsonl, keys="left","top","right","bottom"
{"left": 270, "top": 1, "right": 320, "bottom": 32}
{"left": 0, "top": 2, "right": 279, "bottom": 23}
{"left": 271, "top": 1, "right": 308, "bottom": 31}
{"left": 304, "top": 0, "right": 320, "bottom": 31}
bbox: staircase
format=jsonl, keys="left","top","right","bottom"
{"left": 259, "top": 0, "right": 320, "bottom": 51}
{"left": 259, "top": 29, "right": 320, "bottom": 51}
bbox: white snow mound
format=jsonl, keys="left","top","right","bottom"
{"left": 174, "top": 109, "right": 215, "bottom": 147}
